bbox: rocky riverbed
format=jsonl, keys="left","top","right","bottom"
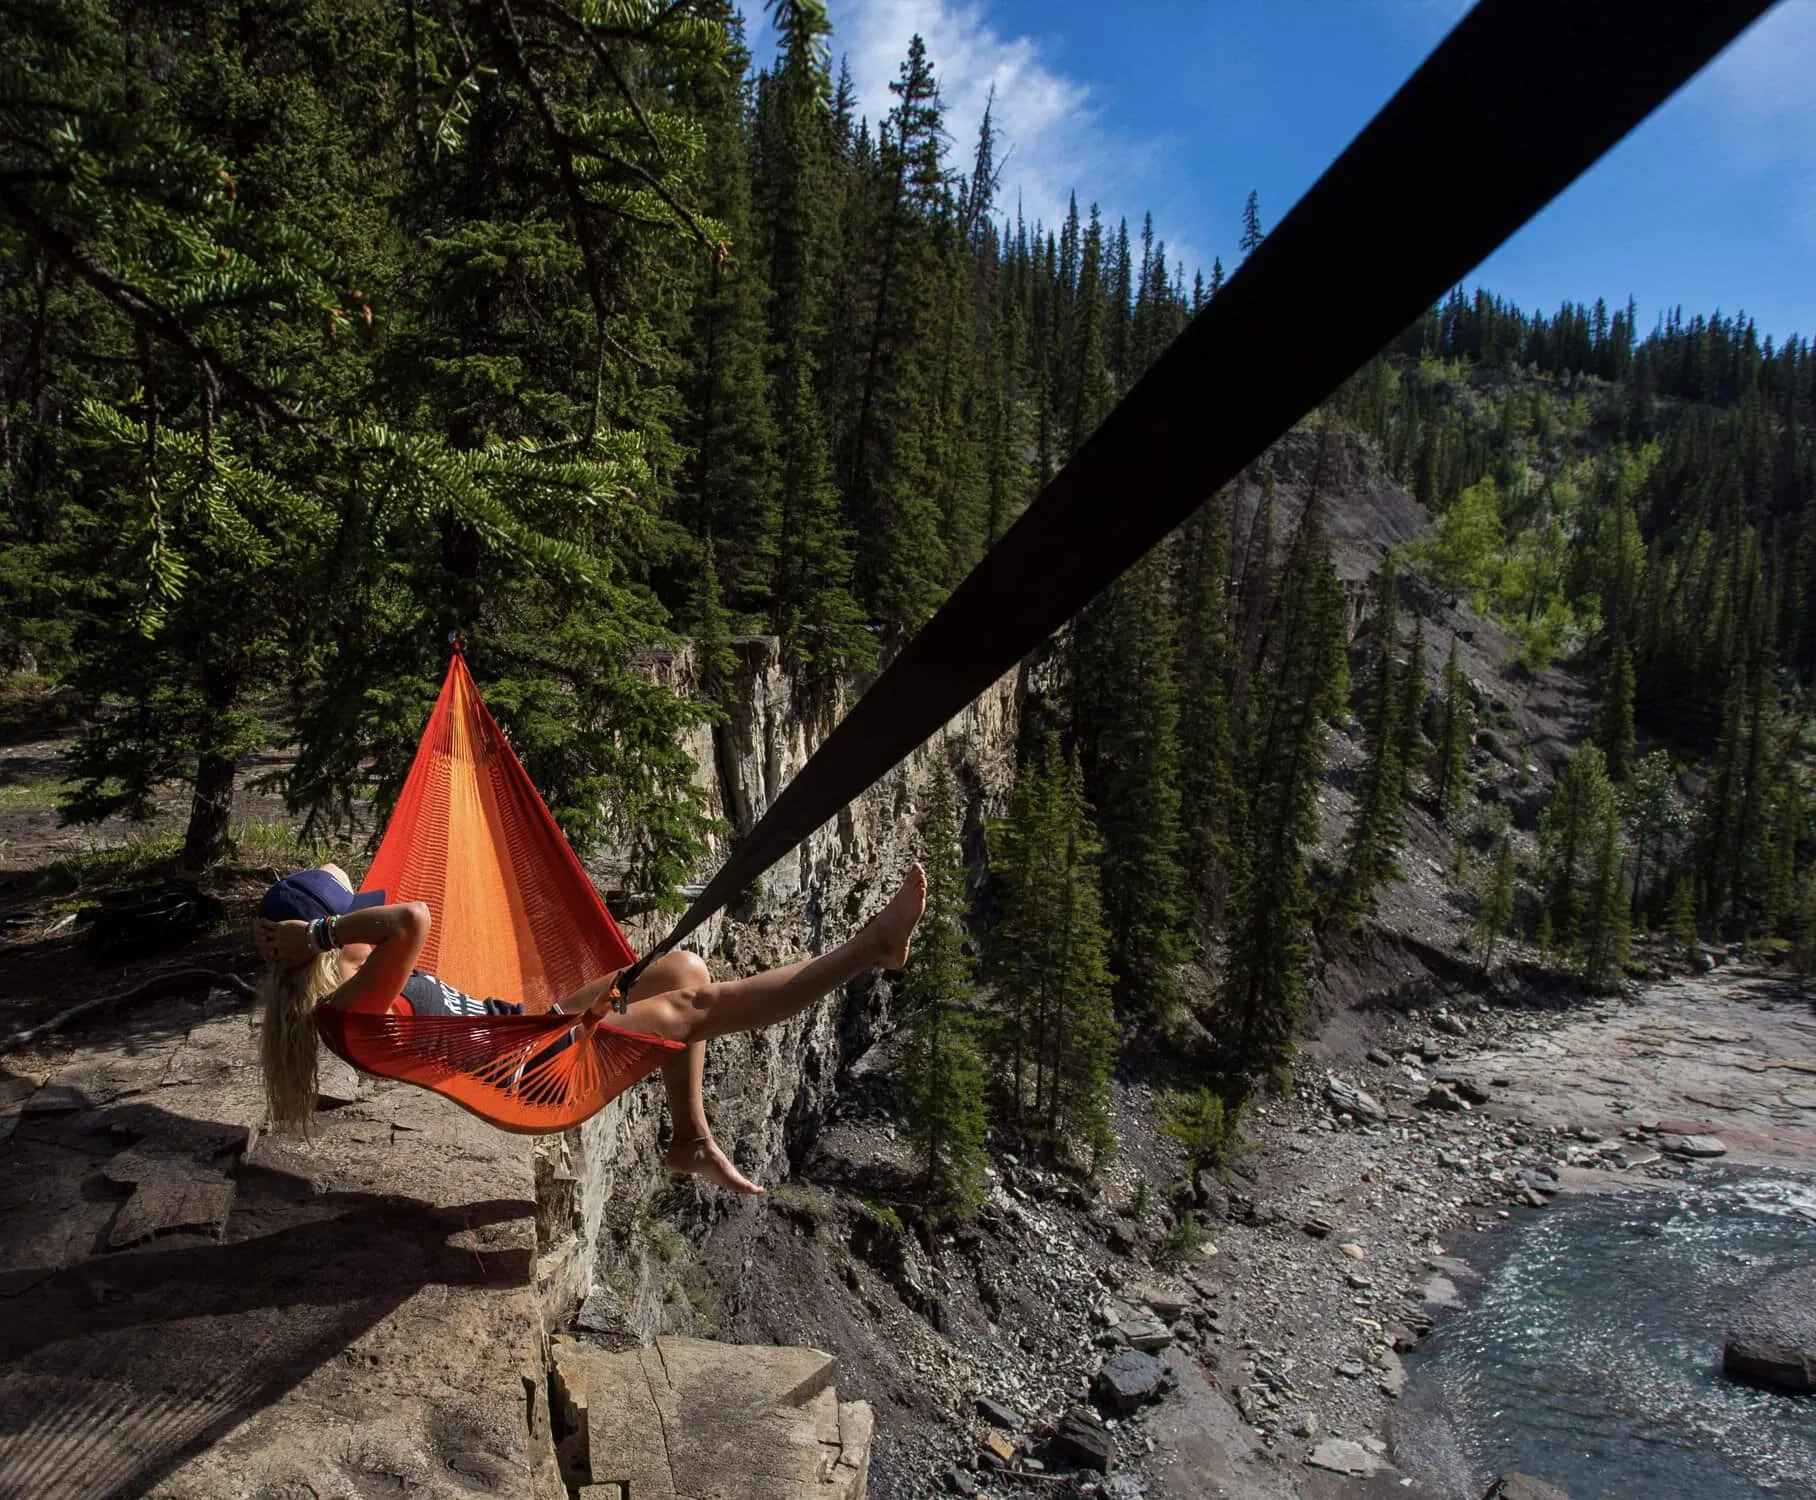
{"left": 630, "top": 963, "right": 1816, "bottom": 1498}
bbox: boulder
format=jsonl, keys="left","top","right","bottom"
{"left": 1375, "top": 1349, "right": 1407, "bottom": 1398}
{"left": 1723, "top": 1265, "right": 1816, "bottom": 1392}
{"left": 1421, "top": 1082, "right": 1470, "bottom": 1112}
{"left": 1482, "top": 1475, "right": 1572, "bottom": 1500}
{"left": 1434, "top": 1012, "right": 1469, "bottom": 1037}
{"left": 1305, "top": 1438, "right": 1388, "bottom": 1477}
{"left": 1093, "top": 1349, "right": 1169, "bottom": 1414}
{"left": 1439, "top": 1073, "right": 1492, "bottom": 1104}
{"left": 1661, "top": 1133, "right": 1727, "bottom": 1157}
{"left": 1324, "top": 1075, "right": 1386, "bottom": 1124}
{"left": 1127, "top": 1277, "right": 1193, "bottom": 1320}
{"left": 1109, "top": 1316, "right": 1174, "bottom": 1352}
{"left": 1048, "top": 1412, "right": 1115, "bottom": 1473}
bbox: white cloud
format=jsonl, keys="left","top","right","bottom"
{"left": 755, "top": 0, "right": 1197, "bottom": 269}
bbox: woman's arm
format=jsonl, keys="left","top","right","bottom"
{"left": 325, "top": 903, "right": 432, "bottom": 1013}
{"left": 256, "top": 902, "right": 431, "bottom": 1014}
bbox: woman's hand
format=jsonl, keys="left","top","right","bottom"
{"left": 254, "top": 917, "right": 318, "bottom": 969}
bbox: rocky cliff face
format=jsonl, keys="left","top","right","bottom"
{"left": 533, "top": 635, "right": 1022, "bottom": 1331}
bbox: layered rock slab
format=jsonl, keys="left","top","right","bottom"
{"left": 550, "top": 1334, "right": 871, "bottom": 1499}
{"left": 0, "top": 1003, "right": 554, "bottom": 1500}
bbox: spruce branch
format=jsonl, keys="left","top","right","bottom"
{"left": 0, "top": 184, "right": 311, "bottom": 428}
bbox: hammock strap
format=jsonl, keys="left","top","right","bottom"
{"left": 623, "top": 0, "right": 1768, "bottom": 992}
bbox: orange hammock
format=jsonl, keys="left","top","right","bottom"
{"left": 314, "top": 651, "right": 683, "bottom": 1134}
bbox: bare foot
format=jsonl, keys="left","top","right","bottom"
{"left": 867, "top": 863, "right": 927, "bottom": 971}
{"left": 666, "top": 1134, "right": 764, "bottom": 1195}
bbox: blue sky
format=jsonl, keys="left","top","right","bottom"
{"left": 748, "top": 1, "right": 1816, "bottom": 345}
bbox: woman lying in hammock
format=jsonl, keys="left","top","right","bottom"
{"left": 252, "top": 861, "right": 926, "bottom": 1194}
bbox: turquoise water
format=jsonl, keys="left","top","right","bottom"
{"left": 1400, "top": 1174, "right": 1816, "bottom": 1498}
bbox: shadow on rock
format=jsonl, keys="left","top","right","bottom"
{"left": 0, "top": 1109, "right": 531, "bottom": 1500}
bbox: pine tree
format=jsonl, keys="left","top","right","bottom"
{"left": 1175, "top": 491, "right": 1237, "bottom": 933}
{"left": 1597, "top": 631, "right": 1637, "bottom": 781}
{"left": 987, "top": 737, "right": 1118, "bottom": 1164}
{"left": 1160, "top": 1086, "right": 1234, "bottom": 1170}
{"left": 1669, "top": 875, "right": 1700, "bottom": 965}
{"left": 1239, "top": 191, "right": 1264, "bottom": 258}
{"left": 1231, "top": 468, "right": 1278, "bottom": 719}
{"left": 898, "top": 756, "right": 989, "bottom": 1213}
{"left": 689, "top": 538, "right": 738, "bottom": 709}
{"left": 1217, "top": 488, "right": 1346, "bottom": 1100}
{"left": 1698, "top": 658, "right": 1771, "bottom": 931}
{"left": 1582, "top": 811, "right": 1631, "bottom": 985}
{"left": 1540, "top": 744, "right": 1619, "bottom": 958}
{"left": 841, "top": 35, "right": 954, "bottom": 645}
{"left": 675, "top": 17, "right": 779, "bottom": 614}
{"left": 1475, "top": 831, "right": 1516, "bottom": 972}
{"left": 1071, "top": 552, "right": 1188, "bottom": 1022}
{"left": 1063, "top": 204, "right": 1114, "bottom": 452}
{"left": 754, "top": 0, "right": 873, "bottom": 691}
{"left": 1763, "top": 765, "right": 1806, "bottom": 937}
{"left": 1433, "top": 639, "right": 1472, "bottom": 823}
{"left": 1789, "top": 872, "right": 1816, "bottom": 981}
{"left": 771, "top": 366, "right": 876, "bottom": 690}
{"left": 1042, "top": 748, "right": 1119, "bottom": 1161}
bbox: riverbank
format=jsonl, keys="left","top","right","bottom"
{"left": 670, "top": 963, "right": 1814, "bottom": 1498}
{"left": 1173, "top": 963, "right": 1816, "bottom": 1494}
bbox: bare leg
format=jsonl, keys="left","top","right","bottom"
{"left": 660, "top": 1035, "right": 762, "bottom": 1195}
{"left": 559, "top": 951, "right": 761, "bottom": 1195}
{"left": 613, "top": 865, "right": 926, "bottom": 1047}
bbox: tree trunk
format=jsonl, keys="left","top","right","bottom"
{"left": 183, "top": 751, "right": 237, "bottom": 869}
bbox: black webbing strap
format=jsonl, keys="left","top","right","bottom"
{"left": 623, "top": 0, "right": 1771, "bottom": 989}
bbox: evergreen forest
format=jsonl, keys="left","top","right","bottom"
{"left": 3, "top": 0, "right": 1811, "bottom": 1210}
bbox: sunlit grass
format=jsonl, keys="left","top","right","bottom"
{"left": 36, "top": 833, "right": 185, "bottom": 895}
{"left": 230, "top": 818, "right": 365, "bottom": 878}
{"left": 0, "top": 777, "right": 64, "bottom": 812}
{"left": 15, "top": 820, "right": 367, "bottom": 899}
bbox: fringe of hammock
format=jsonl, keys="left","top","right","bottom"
{"left": 1, "top": 964, "right": 254, "bottom": 1055}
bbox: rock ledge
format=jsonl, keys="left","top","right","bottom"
{"left": 1723, "top": 1265, "right": 1816, "bottom": 1392}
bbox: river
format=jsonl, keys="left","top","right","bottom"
{"left": 1398, "top": 1170, "right": 1816, "bottom": 1497}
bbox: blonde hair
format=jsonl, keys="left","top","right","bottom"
{"left": 258, "top": 950, "right": 341, "bottom": 1128}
